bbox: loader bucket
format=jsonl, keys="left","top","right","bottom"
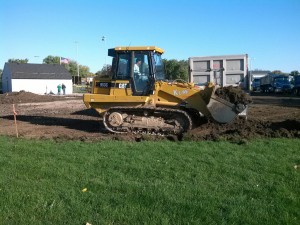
{"left": 206, "top": 94, "right": 245, "bottom": 123}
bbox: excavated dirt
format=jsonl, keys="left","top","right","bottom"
{"left": 215, "top": 86, "right": 253, "bottom": 105}
{"left": 0, "top": 91, "right": 299, "bottom": 142}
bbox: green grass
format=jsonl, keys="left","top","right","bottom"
{"left": 0, "top": 137, "right": 299, "bottom": 225}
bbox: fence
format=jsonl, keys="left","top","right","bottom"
{"left": 72, "top": 84, "right": 91, "bottom": 93}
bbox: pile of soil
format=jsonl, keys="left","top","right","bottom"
{"left": 215, "top": 86, "right": 253, "bottom": 105}
{"left": 0, "top": 91, "right": 299, "bottom": 142}
{"left": 0, "top": 91, "right": 79, "bottom": 104}
{"left": 185, "top": 118, "right": 300, "bottom": 142}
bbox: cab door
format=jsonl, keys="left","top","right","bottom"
{"left": 132, "top": 51, "right": 153, "bottom": 96}
{"left": 111, "top": 52, "right": 132, "bottom": 96}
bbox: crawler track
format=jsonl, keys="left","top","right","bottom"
{"left": 103, "top": 107, "right": 192, "bottom": 136}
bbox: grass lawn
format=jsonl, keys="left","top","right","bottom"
{"left": 0, "top": 136, "right": 299, "bottom": 225}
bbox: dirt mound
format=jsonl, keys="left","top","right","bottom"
{"left": 215, "top": 86, "right": 252, "bottom": 105}
{"left": 0, "top": 92, "right": 299, "bottom": 142}
{"left": 0, "top": 91, "right": 77, "bottom": 104}
{"left": 185, "top": 118, "right": 300, "bottom": 142}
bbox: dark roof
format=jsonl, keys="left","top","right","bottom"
{"left": 251, "top": 70, "right": 271, "bottom": 75}
{"left": 5, "top": 63, "right": 72, "bottom": 79}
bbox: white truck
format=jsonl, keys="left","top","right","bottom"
{"left": 188, "top": 54, "right": 249, "bottom": 90}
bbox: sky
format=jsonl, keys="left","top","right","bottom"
{"left": 1, "top": 0, "right": 300, "bottom": 73}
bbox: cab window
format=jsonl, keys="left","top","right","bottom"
{"left": 153, "top": 53, "right": 165, "bottom": 80}
{"left": 116, "top": 53, "right": 130, "bottom": 80}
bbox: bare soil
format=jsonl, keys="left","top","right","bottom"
{"left": 0, "top": 91, "right": 299, "bottom": 142}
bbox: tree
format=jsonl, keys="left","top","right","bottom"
{"left": 95, "top": 64, "right": 112, "bottom": 77}
{"left": 163, "top": 59, "right": 189, "bottom": 81}
{"left": 272, "top": 70, "right": 283, "bottom": 74}
{"left": 43, "top": 56, "right": 60, "bottom": 64}
{"left": 79, "top": 65, "right": 92, "bottom": 78}
{"left": 8, "top": 58, "right": 29, "bottom": 63}
{"left": 64, "top": 60, "right": 79, "bottom": 76}
{"left": 43, "top": 55, "right": 92, "bottom": 78}
{"left": 290, "top": 70, "right": 299, "bottom": 76}
{"left": 95, "top": 60, "right": 189, "bottom": 80}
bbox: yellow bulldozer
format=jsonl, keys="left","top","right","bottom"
{"left": 83, "top": 46, "right": 250, "bottom": 135}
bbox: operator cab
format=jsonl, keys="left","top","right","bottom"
{"left": 108, "top": 46, "right": 165, "bottom": 96}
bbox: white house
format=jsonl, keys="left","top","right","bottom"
{"left": 2, "top": 63, "right": 73, "bottom": 94}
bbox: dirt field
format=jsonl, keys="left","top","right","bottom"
{"left": 1, "top": 91, "right": 299, "bottom": 142}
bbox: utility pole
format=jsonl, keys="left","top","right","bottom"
{"left": 75, "top": 41, "right": 80, "bottom": 84}
{"left": 102, "top": 36, "right": 106, "bottom": 66}
{"left": 249, "top": 57, "right": 255, "bottom": 91}
{"left": 34, "top": 56, "right": 40, "bottom": 63}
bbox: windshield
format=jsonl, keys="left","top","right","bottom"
{"left": 153, "top": 53, "right": 165, "bottom": 80}
{"left": 252, "top": 78, "right": 260, "bottom": 84}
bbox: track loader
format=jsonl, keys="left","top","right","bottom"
{"left": 83, "top": 46, "right": 249, "bottom": 135}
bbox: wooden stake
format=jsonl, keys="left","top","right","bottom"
{"left": 13, "top": 104, "right": 19, "bottom": 138}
